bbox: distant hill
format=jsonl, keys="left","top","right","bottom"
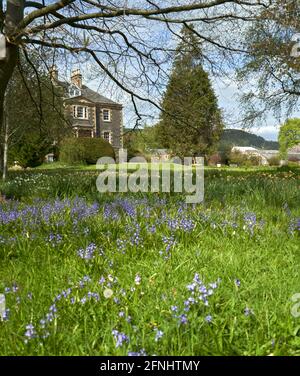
{"left": 219, "top": 129, "right": 279, "bottom": 150}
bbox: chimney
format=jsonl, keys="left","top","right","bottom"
{"left": 71, "top": 68, "right": 82, "bottom": 88}
{"left": 49, "top": 65, "right": 58, "bottom": 81}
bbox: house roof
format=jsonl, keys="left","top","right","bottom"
{"left": 56, "top": 80, "right": 121, "bottom": 106}
{"left": 81, "top": 85, "right": 120, "bottom": 105}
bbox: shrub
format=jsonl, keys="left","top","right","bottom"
{"left": 268, "top": 156, "right": 280, "bottom": 166}
{"left": 9, "top": 133, "right": 52, "bottom": 168}
{"left": 228, "top": 150, "right": 248, "bottom": 166}
{"left": 59, "top": 137, "right": 115, "bottom": 165}
{"left": 229, "top": 150, "right": 262, "bottom": 167}
{"left": 59, "top": 138, "right": 86, "bottom": 164}
{"left": 80, "top": 138, "right": 115, "bottom": 164}
{"left": 247, "top": 154, "right": 261, "bottom": 166}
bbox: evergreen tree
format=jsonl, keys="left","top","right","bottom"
{"left": 157, "top": 25, "right": 223, "bottom": 159}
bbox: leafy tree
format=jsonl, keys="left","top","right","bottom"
{"left": 123, "top": 125, "right": 161, "bottom": 160}
{"left": 157, "top": 26, "right": 223, "bottom": 159}
{"left": 9, "top": 132, "right": 51, "bottom": 168}
{"left": 238, "top": 1, "right": 300, "bottom": 125}
{"left": 3, "top": 51, "right": 70, "bottom": 170}
{"left": 278, "top": 118, "right": 300, "bottom": 158}
{"left": 0, "top": 0, "right": 274, "bottom": 167}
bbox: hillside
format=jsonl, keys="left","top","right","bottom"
{"left": 219, "top": 129, "right": 279, "bottom": 150}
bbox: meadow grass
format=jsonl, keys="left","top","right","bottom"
{"left": 0, "top": 166, "right": 299, "bottom": 355}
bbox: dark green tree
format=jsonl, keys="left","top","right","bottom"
{"left": 157, "top": 25, "right": 223, "bottom": 159}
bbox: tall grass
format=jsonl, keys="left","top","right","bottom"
{"left": 0, "top": 166, "right": 299, "bottom": 355}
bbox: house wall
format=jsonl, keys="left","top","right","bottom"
{"left": 99, "top": 105, "right": 123, "bottom": 150}
{"left": 65, "top": 99, "right": 123, "bottom": 151}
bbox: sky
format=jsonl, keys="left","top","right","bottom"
{"left": 52, "top": 1, "right": 300, "bottom": 142}
{"left": 214, "top": 78, "right": 300, "bottom": 142}
{"left": 85, "top": 72, "right": 299, "bottom": 142}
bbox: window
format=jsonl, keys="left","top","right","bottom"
{"left": 68, "top": 84, "right": 81, "bottom": 98}
{"left": 102, "top": 109, "right": 111, "bottom": 122}
{"left": 73, "top": 106, "right": 88, "bottom": 119}
{"left": 103, "top": 131, "right": 111, "bottom": 144}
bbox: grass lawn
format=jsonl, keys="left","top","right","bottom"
{"left": 0, "top": 166, "right": 299, "bottom": 355}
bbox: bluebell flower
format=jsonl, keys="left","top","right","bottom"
{"left": 24, "top": 323, "right": 36, "bottom": 341}
{"left": 2, "top": 308, "right": 10, "bottom": 321}
{"left": 179, "top": 314, "right": 188, "bottom": 325}
{"left": 205, "top": 315, "right": 213, "bottom": 323}
{"left": 135, "top": 274, "right": 141, "bottom": 285}
{"left": 77, "top": 243, "right": 97, "bottom": 260}
{"left": 112, "top": 329, "right": 129, "bottom": 348}
{"left": 154, "top": 328, "right": 164, "bottom": 342}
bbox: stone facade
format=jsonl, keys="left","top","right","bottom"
{"left": 51, "top": 67, "right": 123, "bottom": 151}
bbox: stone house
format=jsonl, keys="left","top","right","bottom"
{"left": 50, "top": 66, "right": 123, "bottom": 151}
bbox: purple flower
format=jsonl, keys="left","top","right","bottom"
{"left": 24, "top": 323, "right": 36, "bottom": 341}
{"left": 154, "top": 328, "right": 164, "bottom": 342}
{"left": 205, "top": 315, "right": 213, "bottom": 323}
{"left": 235, "top": 279, "right": 241, "bottom": 288}
{"left": 2, "top": 308, "right": 10, "bottom": 321}
{"left": 135, "top": 274, "right": 141, "bottom": 285}
{"left": 112, "top": 329, "right": 129, "bottom": 348}
{"left": 179, "top": 314, "right": 188, "bottom": 325}
{"left": 77, "top": 243, "right": 97, "bottom": 260}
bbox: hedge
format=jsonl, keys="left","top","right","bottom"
{"left": 59, "top": 137, "right": 115, "bottom": 164}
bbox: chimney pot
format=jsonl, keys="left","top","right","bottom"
{"left": 71, "top": 68, "right": 82, "bottom": 88}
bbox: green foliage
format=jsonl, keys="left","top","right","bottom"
{"left": 59, "top": 138, "right": 86, "bottom": 165}
{"left": 9, "top": 133, "right": 52, "bottom": 169}
{"left": 279, "top": 118, "right": 300, "bottom": 158}
{"left": 229, "top": 150, "right": 261, "bottom": 167}
{"left": 268, "top": 156, "right": 281, "bottom": 166}
{"left": 157, "top": 25, "right": 223, "bottom": 158}
{"left": 4, "top": 51, "right": 71, "bottom": 168}
{"left": 219, "top": 129, "right": 279, "bottom": 150}
{"left": 59, "top": 137, "right": 115, "bottom": 165}
{"left": 123, "top": 126, "right": 160, "bottom": 159}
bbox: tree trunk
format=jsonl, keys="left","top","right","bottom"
{"left": 2, "top": 102, "right": 8, "bottom": 180}
{"left": 0, "top": 0, "right": 25, "bottom": 139}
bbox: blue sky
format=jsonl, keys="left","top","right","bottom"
{"left": 214, "top": 77, "right": 300, "bottom": 142}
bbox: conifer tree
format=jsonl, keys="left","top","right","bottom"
{"left": 157, "top": 26, "right": 223, "bottom": 159}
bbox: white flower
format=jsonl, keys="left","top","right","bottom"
{"left": 103, "top": 288, "right": 113, "bottom": 299}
